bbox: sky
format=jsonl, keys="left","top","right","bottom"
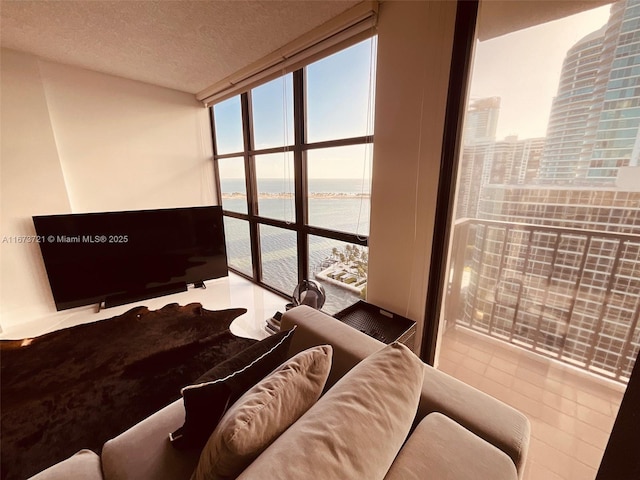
{"left": 470, "top": 3, "right": 612, "bottom": 140}
{"left": 214, "top": 38, "right": 376, "bottom": 179}
{"left": 215, "top": 3, "right": 614, "bottom": 178}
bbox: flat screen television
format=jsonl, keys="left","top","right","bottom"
{"left": 33, "top": 206, "right": 228, "bottom": 311}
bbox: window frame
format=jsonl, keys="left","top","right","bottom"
{"left": 210, "top": 67, "right": 372, "bottom": 298}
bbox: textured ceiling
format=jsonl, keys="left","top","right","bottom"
{"left": 0, "top": 0, "right": 359, "bottom": 94}
{"left": 477, "top": 0, "right": 613, "bottom": 41}
{"left": 1, "top": 1, "right": 612, "bottom": 94}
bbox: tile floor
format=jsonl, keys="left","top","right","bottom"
{"left": 0, "top": 272, "right": 287, "bottom": 340}
{"left": 437, "top": 326, "right": 626, "bottom": 480}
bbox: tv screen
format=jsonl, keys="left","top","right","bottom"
{"left": 33, "top": 206, "right": 228, "bottom": 311}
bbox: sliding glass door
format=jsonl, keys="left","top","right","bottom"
{"left": 431, "top": 1, "right": 639, "bottom": 479}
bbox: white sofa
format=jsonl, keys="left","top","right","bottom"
{"left": 32, "top": 305, "right": 530, "bottom": 480}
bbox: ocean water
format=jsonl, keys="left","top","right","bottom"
{"left": 220, "top": 178, "right": 370, "bottom": 312}
{"left": 221, "top": 178, "right": 371, "bottom": 195}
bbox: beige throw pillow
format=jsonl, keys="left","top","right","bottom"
{"left": 191, "top": 344, "right": 333, "bottom": 480}
{"left": 236, "top": 342, "right": 425, "bottom": 480}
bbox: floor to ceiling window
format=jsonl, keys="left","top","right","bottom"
{"left": 211, "top": 37, "right": 376, "bottom": 314}
{"left": 434, "top": 2, "right": 639, "bottom": 479}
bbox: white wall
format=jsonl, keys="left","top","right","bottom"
{"left": 1, "top": 50, "right": 73, "bottom": 333}
{"left": 38, "top": 60, "right": 215, "bottom": 213}
{"left": 0, "top": 49, "right": 215, "bottom": 333}
{"left": 368, "top": 1, "right": 457, "bottom": 352}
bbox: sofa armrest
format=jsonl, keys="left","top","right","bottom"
{"left": 28, "top": 450, "right": 103, "bottom": 480}
{"left": 281, "top": 305, "right": 530, "bottom": 479}
{"left": 101, "top": 400, "right": 200, "bottom": 480}
{"left": 281, "top": 306, "right": 385, "bottom": 389}
{"left": 419, "top": 366, "right": 530, "bottom": 479}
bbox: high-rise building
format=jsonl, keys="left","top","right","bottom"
{"left": 456, "top": 96, "right": 501, "bottom": 219}
{"left": 539, "top": 0, "right": 640, "bottom": 184}
{"left": 456, "top": 142, "right": 493, "bottom": 219}
{"left": 458, "top": 179, "right": 640, "bottom": 380}
{"left": 456, "top": 136, "right": 545, "bottom": 219}
{"left": 584, "top": 0, "right": 640, "bottom": 182}
{"left": 462, "top": 97, "right": 500, "bottom": 145}
{"left": 537, "top": 26, "right": 605, "bottom": 184}
{"left": 489, "top": 136, "right": 545, "bottom": 185}
{"left": 479, "top": 182, "right": 640, "bottom": 235}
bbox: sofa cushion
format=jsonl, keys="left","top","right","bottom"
{"left": 236, "top": 342, "right": 425, "bottom": 480}
{"left": 282, "top": 305, "right": 530, "bottom": 479}
{"left": 171, "top": 326, "right": 297, "bottom": 449}
{"left": 384, "top": 413, "right": 518, "bottom": 480}
{"left": 28, "top": 450, "right": 103, "bottom": 480}
{"left": 418, "top": 366, "right": 531, "bottom": 477}
{"left": 191, "top": 345, "right": 332, "bottom": 480}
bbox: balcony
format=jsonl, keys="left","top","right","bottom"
{"left": 438, "top": 325, "right": 624, "bottom": 480}
{"left": 439, "top": 218, "right": 638, "bottom": 479}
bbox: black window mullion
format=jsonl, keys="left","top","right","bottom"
{"left": 209, "top": 107, "right": 219, "bottom": 157}
{"left": 304, "top": 135, "right": 374, "bottom": 151}
{"left": 421, "top": 0, "right": 478, "bottom": 364}
{"left": 222, "top": 210, "right": 249, "bottom": 222}
{"left": 246, "top": 145, "right": 297, "bottom": 157}
{"left": 241, "top": 92, "right": 262, "bottom": 281}
{"left": 304, "top": 225, "right": 368, "bottom": 247}
{"left": 242, "top": 92, "right": 257, "bottom": 214}
{"left": 216, "top": 151, "right": 250, "bottom": 160}
{"left": 251, "top": 215, "right": 297, "bottom": 230}
{"left": 209, "top": 108, "right": 223, "bottom": 206}
{"left": 293, "top": 68, "right": 308, "bottom": 283}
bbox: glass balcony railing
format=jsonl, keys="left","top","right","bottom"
{"left": 445, "top": 218, "right": 640, "bottom": 383}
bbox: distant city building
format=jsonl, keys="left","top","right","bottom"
{"left": 539, "top": 0, "right": 640, "bottom": 185}
{"left": 479, "top": 183, "right": 640, "bottom": 234}
{"left": 456, "top": 136, "right": 545, "bottom": 219}
{"left": 584, "top": 0, "right": 640, "bottom": 182}
{"left": 456, "top": 142, "right": 493, "bottom": 219}
{"left": 462, "top": 97, "right": 500, "bottom": 145}
{"left": 489, "top": 137, "right": 545, "bottom": 185}
{"left": 538, "top": 27, "right": 605, "bottom": 184}
{"left": 458, "top": 176, "right": 640, "bottom": 380}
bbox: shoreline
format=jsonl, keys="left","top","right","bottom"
{"left": 222, "top": 193, "right": 370, "bottom": 199}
